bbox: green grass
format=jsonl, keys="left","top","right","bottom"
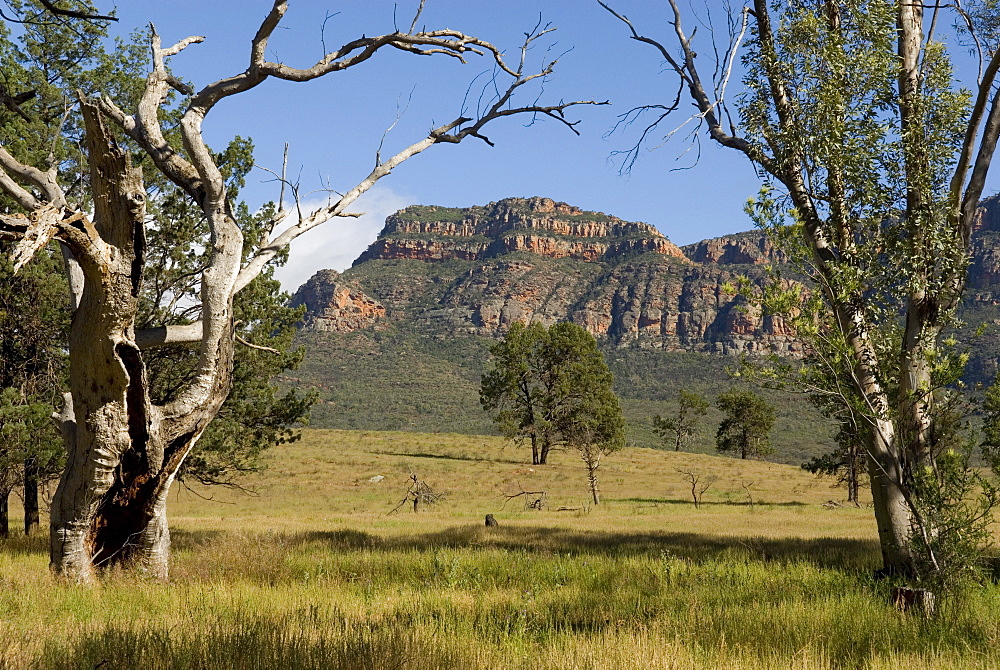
{"left": 4, "top": 430, "right": 1000, "bottom": 668}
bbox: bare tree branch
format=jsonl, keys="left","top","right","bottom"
{"left": 36, "top": 0, "right": 116, "bottom": 22}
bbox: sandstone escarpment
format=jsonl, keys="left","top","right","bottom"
{"left": 354, "top": 197, "right": 689, "bottom": 265}
{"left": 295, "top": 197, "right": 811, "bottom": 354}
{"left": 290, "top": 270, "right": 385, "bottom": 333}
{"left": 682, "top": 231, "right": 787, "bottom": 266}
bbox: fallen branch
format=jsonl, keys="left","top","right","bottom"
{"left": 501, "top": 481, "right": 547, "bottom": 510}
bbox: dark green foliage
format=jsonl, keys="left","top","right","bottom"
{"left": 393, "top": 205, "right": 468, "bottom": 223}
{"left": 480, "top": 321, "right": 549, "bottom": 464}
{"left": 653, "top": 390, "right": 709, "bottom": 452}
{"left": 715, "top": 389, "right": 776, "bottom": 460}
{"left": 898, "top": 381, "right": 1000, "bottom": 591}
{"left": 801, "top": 441, "right": 865, "bottom": 504}
{"left": 0, "top": 242, "right": 68, "bottom": 533}
{"left": 297, "top": 329, "right": 496, "bottom": 435}
{"left": 179, "top": 268, "right": 316, "bottom": 486}
{"left": 294, "top": 329, "right": 839, "bottom": 463}
{"left": 544, "top": 322, "right": 626, "bottom": 451}
{"left": 138, "top": 141, "right": 315, "bottom": 487}
{"left": 480, "top": 322, "right": 624, "bottom": 465}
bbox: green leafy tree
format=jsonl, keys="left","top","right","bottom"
{"left": 802, "top": 438, "right": 865, "bottom": 505}
{"left": 602, "top": 0, "right": 1000, "bottom": 578}
{"left": 900, "top": 388, "right": 1000, "bottom": 591}
{"left": 0, "top": 392, "right": 56, "bottom": 536}
{"left": 480, "top": 322, "right": 549, "bottom": 464}
{"left": 546, "top": 323, "right": 626, "bottom": 503}
{"left": 653, "top": 389, "right": 709, "bottom": 452}
{"left": 480, "top": 321, "right": 625, "bottom": 470}
{"left": 715, "top": 389, "right": 775, "bottom": 460}
{"left": 0, "top": 241, "right": 68, "bottom": 535}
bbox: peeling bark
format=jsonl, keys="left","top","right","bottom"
{"left": 49, "top": 101, "right": 152, "bottom": 580}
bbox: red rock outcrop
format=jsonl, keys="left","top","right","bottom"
{"left": 354, "top": 197, "right": 689, "bottom": 264}
{"left": 290, "top": 270, "right": 385, "bottom": 333}
{"left": 682, "top": 232, "right": 787, "bottom": 265}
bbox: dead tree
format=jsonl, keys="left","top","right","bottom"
{"left": 390, "top": 474, "right": 444, "bottom": 514}
{"left": 0, "top": 1, "right": 599, "bottom": 582}
{"left": 675, "top": 468, "right": 717, "bottom": 509}
{"left": 578, "top": 441, "right": 607, "bottom": 505}
{"left": 501, "top": 481, "right": 547, "bottom": 510}
{"left": 741, "top": 480, "right": 755, "bottom": 508}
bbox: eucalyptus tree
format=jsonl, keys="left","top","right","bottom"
{"left": 0, "top": 1, "right": 598, "bottom": 581}
{"left": 653, "top": 389, "right": 709, "bottom": 452}
{"left": 480, "top": 321, "right": 625, "bottom": 469}
{"left": 715, "top": 389, "right": 775, "bottom": 460}
{"left": 602, "top": 0, "right": 1000, "bottom": 577}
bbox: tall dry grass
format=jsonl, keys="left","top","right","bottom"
{"left": 3, "top": 430, "right": 998, "bottom": 669}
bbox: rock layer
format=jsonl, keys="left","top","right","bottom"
{"left": 290, "top": 269, "right": 385, "bottom": 333}
{"left": 295, "top": 197, "right": 802, "bottom": 355}
{"left": 354, "top": 197, "right": 690, "bottom": 265}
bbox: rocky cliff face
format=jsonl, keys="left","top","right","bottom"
{"left": 289, "top": 269, "right": 385, "bottom": 333}
{"left": 294, "top": 197, "right": 803, "bottom": 356}
{"left": 353, "top": 197, "right": 690, "bottom": 265}
{"left": 682, "top": 231, "right": 787, "bottom": 266}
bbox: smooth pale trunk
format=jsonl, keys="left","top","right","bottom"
{"left": 866, "top": 419, "right": 916, "bottom": 576}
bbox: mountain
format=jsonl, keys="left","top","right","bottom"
{"left": 285, "top": 195, "right": 1000, "bottom": 463}
{"left": 292, "top": 197, "right": 802, "bottom": 356}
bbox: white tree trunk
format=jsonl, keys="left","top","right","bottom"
{"left": 47, "top": 102, "right": 210, "bottom": 581}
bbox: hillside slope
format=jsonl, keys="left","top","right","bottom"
{"left": 287, "top": 195, "right": 1000, "bottom": 462}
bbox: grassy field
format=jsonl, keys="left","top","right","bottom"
{"left": 4, "top": 429, "right": 1000, "bottom": 669}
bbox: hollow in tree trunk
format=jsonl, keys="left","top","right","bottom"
{"left": 48, "top": 102, "right": 234, "bottom": 581}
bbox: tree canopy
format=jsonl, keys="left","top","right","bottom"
{"left": 653, "top": 389, "right": 709, "bottom": 453}
{"left": 480, "top": 321, "right": 624, "bottom": 465}
{"left": 602, "top": 0, "right": 1000, "bottom": 578}
{"left": 715, "top": 389, "right": 776, "bottom": 460}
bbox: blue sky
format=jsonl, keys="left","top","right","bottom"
{"left": 104, "top": 1, "right": 994, "bottom": 290}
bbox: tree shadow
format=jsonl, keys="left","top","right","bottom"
{"left": 288, "top": 524, "right": 879, "bottom": 572}
{"left": 616, "top": 497, "right": 811, "bottom": 507}
{"left": 374, "top": 450, "right": 524, "bottom": 464}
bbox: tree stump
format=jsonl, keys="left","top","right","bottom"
{"left": 891, "top": 587, "right": 935, "bottom": 616}
{"left": 485, "top": 514, "right": 498, "bottom": 527}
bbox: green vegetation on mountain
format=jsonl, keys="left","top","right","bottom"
{"left": 290, "top": 328, "right": 836, "bottom": 466}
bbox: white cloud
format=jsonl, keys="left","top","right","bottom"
{"left": 273, "top": 184, "right": 413, "bottom": 293}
